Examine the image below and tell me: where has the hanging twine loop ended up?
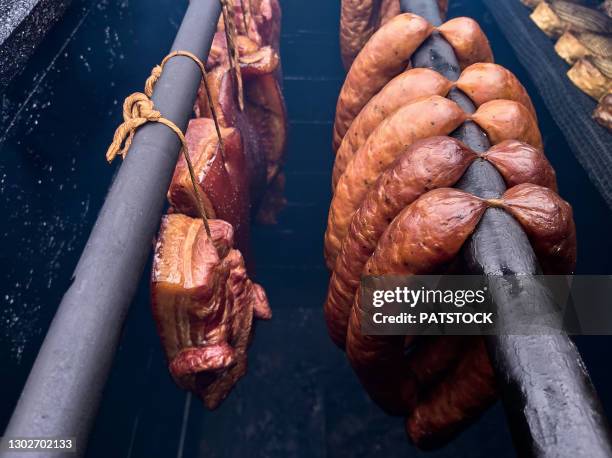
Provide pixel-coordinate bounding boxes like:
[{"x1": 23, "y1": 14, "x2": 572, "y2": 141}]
[
  {"x1": 105, "y1": 0, "x2": 246, "y2": 241},
  {"x1": 143, "y1": 50, "x2": 227, "y2": 162},
  {"x1": 105, "y1": 51, "x2": 223, "y2": 239},
  {"x1": 220, "y1": 0, "x2": 245, "y2": 111}
]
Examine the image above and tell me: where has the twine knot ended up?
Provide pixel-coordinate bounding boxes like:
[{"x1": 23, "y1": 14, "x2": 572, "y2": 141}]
[
  {"x1": 106, "y1": 93, "x2": 163, "y2": 163},
  {"x1": 104, "y1": 44, "x2": 235, "y2": 241},
  {"x1": 486, "y1": 198, "x2": 505, "y2": 209}
]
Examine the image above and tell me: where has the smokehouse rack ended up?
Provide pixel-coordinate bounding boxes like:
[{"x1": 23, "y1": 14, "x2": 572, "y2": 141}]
[
  {"x1": 0, "y1": 0, "x2": 611, "y2": 457},
  {"x1": 486, "y1": 0, "x2": 612, "y2": 207}
]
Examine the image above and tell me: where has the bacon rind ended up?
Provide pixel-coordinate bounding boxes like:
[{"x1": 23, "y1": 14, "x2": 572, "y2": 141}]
[
  {"x1": 151, "y1": 215, "x2": 271, "y2": 409},
  {"x1": 168, "y1": 119, "x2": 252, "y2": 257}
]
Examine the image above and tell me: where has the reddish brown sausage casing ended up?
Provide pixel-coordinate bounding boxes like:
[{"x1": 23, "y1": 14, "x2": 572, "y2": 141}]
[
  {"x1": 437, "y1": 18, "x2": 493, "y2": 69},
  {"x1": 333, "y1": 15, "x2": 493, "y2": 152},
  {"x1": 339, "y1": 0, "x2": 449, "y2": 70},
  {"x1": 325, "y1": 96, "x2": 543, "y2": 268},
  {"x1": 345, "y1": 185, "x2": 576, "y2": 442},
  {"x1": 346, "y1": 189, "x2": 489, "y2": 413},
  {"x1": 325, "y1": 138, "x2": 557, "y2": 348},
  {"x1": 499, "y1": 183, "x2": 576, "y2": 274},
  {"x1": 456, "y1": 63, "x2": 537, "y2": 120},
  {"x1": 326, "y1": 138, "x2": 476, "y2": 347},
  {"x1": 471, "y1": 99, "x2": 543, "y2": 151},
  {"x1": 333, "y1": 14, "x2": 434, "y2": 152},
  {"x1": 333, "y1": 63, "x2": 537, "y2": 189},
  {"x1": 333, "y1": 69, "x2": 453, "y2": 188}
]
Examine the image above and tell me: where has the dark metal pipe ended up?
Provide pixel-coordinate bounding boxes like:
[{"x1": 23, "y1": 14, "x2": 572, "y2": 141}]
[
  {"x1": 401, "y1": 0, "x2": 612, "y2": 456},
  {"x1": 0, "y1": 1, "x2": 221, "y2": 456}
]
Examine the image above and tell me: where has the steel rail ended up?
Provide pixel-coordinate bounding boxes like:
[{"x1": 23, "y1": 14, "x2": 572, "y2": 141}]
[
  {"x1": 400, "y1": 0, "x2": 612, "y2": 455},
  {"x1": 0, "y1": 1, "x2": 222, "y2": 456}
]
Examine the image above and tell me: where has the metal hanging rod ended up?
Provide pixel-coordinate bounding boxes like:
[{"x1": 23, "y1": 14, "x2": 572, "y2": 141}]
[{"x1": 1, "y1": 1, "x2": 222, "y2": 456}]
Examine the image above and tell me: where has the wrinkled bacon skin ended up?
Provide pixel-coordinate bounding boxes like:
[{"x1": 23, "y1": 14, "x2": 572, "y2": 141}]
[
  {"x1": 151, "y1": 215, "x2": 271, "y2": 409},
  {"x1": 242, "y1": 0, "x2": 283, "y2": 82},
  {"x1": 208, "y1": 33, "x2": 261, "y2": 70},
  {"x1": 207, "y1": 31, "x2": 279, "y2": 74},
  {"x1": 229, "y1": 0, "x2": 282, "y2": 52},
  {"x1": 210, "y1": 0, "x2": 283, "y2": 81},
  {"x1": 339, "y1": 0, "x2": 448, "y2": 70},
  {"x1": 197, "y1": 36, "x2": 287, "y2": 221},
  {"x1": 196, "y1": 65, "x2": 267, "y2": 210},
  {"x1": 244, "y1": 66, "x2": 287, "y2": 184},
  {"x1": 344, "y1": 186, "x2": 576, "y2": 446},
  {"x1": 168, "y1": 118, "x2": 251, "y2": 258},
  {"x1": 249, "y1": 0, "x2": 282, "y2": 52}
]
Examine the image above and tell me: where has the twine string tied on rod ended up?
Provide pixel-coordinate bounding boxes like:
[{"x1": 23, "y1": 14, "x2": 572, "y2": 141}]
[
  {"x1": 105, "y1": 50, "x2": 228, "y2": 240},
  {"x1": 220, "y1": 0, "x2": 245, "y2": 110}
]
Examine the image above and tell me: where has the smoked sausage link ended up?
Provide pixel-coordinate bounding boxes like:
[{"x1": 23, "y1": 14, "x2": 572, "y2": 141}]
[
  {"x1": 327, "y1": 96, "x2": 467, "y2": 267},
  {"x1": 345, "y1": 185, "x2": 576, "y2": 424},
  {"x1": 482, "y1": 140, "x2": 556, "y2": 190},
  {"x1": 333, "y1": 14, "x2": 434, "y2": 152},
  {"x1": 405, "y1": 338, "x2": 497, "y2": 448},
  {"x1": 456, "y1": 63, "x2": 537, "y2": 120},
  {"x1": 333, "y1": 14, "x2": 494, "y2": 152},
  {"x1": 333, "y1": 63, "x2": 538, "y2": 190},
  {"x1": 330, "y1": 3, "x2": 575, "y2": 449},
  {"x1": 437, "y1": 18, "x2": 493, "y2": 69},
  {"x1": 325, "y1": 138, "x2": 557, "y2": 348},
  {"x1": 346, "y1": 189, "x2": 490, "y2": 413},
  {"x1": 471, "y1": 99, "x2": 543, "y2": 151},
  {"x1": 333, "y1": 69, "x2": 453, "y2": 189},
  {"x1": 345, "y1": 185, "x2": 576, "y2": 443},
  {"x1": 499, "y1": 183, "x2": 576, "y2": 274},
  {"x1": 339, "y1": 0, "x2": 450, "y2": 70},
  {"x1": 325, "y1": 137, "x2": 476, "y2": 347},
  {"x1": 325, "y1": 96, "x2": 544, "y2": 269}
]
